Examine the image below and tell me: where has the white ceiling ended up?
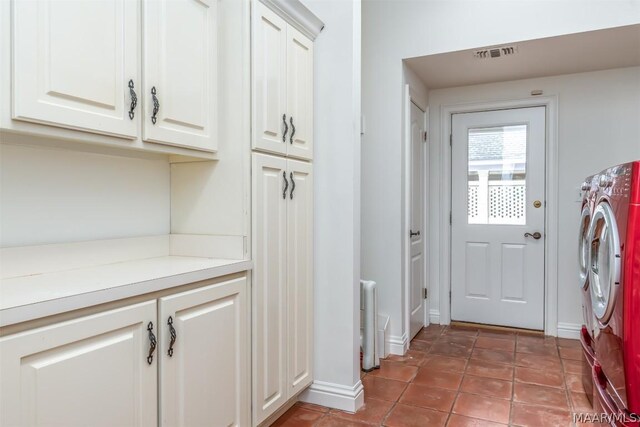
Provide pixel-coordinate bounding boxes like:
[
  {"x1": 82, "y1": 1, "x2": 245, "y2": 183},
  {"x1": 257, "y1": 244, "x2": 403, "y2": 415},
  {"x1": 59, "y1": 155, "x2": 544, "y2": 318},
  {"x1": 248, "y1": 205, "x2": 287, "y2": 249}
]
[{"x1": 405, "y1": 24, "x2": 640, "y2": 89}]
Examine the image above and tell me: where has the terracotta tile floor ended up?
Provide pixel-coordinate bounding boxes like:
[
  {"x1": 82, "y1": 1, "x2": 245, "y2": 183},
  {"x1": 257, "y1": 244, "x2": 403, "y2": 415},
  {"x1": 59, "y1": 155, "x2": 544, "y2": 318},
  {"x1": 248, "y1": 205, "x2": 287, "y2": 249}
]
[{"x1": 273, "y1": 324, "x2": 605, "y2": 427}]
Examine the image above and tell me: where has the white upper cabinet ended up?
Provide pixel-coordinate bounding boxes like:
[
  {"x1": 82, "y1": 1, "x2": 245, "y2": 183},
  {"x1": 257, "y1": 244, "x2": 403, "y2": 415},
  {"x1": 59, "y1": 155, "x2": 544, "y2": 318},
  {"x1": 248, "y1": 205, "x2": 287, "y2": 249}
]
[
  {"x1": 0, "y1": 301, "x2": 158, "y2": 427},
  {"x1": 252, "y1": 4, "x2": 288, "y2": 157},
  {"x1": 12, "y1": 0, "x2": 139, "y2": 139},
  {"x1": 252, "y1": 1, "x2": 314, "y2": 161},
  {"x1": 143, "y1": 0, "x2": 218, "y2": 152},
  {"x1": 286, "y1": 27, "x2": 314, "y2": 160},
  {"x1": 158, "y1": 277, "x2": 249, "y2": 427}
]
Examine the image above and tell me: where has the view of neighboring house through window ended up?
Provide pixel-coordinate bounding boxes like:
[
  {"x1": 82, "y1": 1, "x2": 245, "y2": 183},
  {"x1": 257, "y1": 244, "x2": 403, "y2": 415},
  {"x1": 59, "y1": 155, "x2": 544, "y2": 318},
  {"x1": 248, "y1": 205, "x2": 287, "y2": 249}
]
[{"x1": 467, "y1": 124, "x2": 527, "y2": 225}]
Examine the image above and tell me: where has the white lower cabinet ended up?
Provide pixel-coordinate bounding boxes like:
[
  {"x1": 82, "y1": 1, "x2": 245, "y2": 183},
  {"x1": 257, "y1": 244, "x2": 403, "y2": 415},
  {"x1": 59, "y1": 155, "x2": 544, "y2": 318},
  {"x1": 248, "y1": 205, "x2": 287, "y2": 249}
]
[
  {"x1": 0, "y1": 275, "x2": 249, "y2": 427},
  {"x1": 0, "y1": 301, "x2": 158, "y2": 427},
  {"x1": 158, "y1": 277, "x2": 249, "y2": 427},
  {"x1": 253, "y1": 153, "x2": 313, "y2": 424}
]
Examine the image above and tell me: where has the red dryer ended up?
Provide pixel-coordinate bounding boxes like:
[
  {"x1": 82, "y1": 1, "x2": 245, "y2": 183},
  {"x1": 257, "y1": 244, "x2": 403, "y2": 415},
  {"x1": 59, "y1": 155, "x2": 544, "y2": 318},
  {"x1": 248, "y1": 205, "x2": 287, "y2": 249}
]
[{"x1": 588, "y1": 161, "x2": 640, "y2": 426}]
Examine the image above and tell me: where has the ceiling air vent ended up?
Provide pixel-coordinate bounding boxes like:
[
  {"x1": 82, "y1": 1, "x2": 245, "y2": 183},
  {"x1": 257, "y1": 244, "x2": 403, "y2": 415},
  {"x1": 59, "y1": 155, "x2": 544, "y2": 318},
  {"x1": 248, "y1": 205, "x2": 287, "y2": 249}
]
[{"x1": 473, "y1": 45, "x2": 518, "y2": 59}]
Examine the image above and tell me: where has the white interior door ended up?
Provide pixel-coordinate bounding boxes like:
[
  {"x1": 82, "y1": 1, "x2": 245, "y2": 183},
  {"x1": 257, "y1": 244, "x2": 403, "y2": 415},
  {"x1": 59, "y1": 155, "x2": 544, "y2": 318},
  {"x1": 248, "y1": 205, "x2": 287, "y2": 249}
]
[
  {"x1": 286, "y1": 27, "x2": 313, "y2": 161},
  {"x1": 143, "y1": 0, "x2": 217, "y2": 151},
  {"x1": 451, "y1": 107, "x2": 546, "y2": 330},
  {"x1": 0, "y1": 301, "x2": 157, "y2": 427},
  {"x1": 252, "y1": 153, "x2": 288, "y2": 424},
  {"x1": 12, "y1": 0, "x2": 139, "y2": 138},
  {"x1": 158, "y1": 277, "x2": 249, "y2": 427},
  {"x1": 409, "y1": 101, "x2": 427, "y2": 339},
  {"x1": 286, "y1": 159, "x2": 313, "y2": 395},
  {"x1": 252, "y1": 2, "x2": 288, "y2": 157}
]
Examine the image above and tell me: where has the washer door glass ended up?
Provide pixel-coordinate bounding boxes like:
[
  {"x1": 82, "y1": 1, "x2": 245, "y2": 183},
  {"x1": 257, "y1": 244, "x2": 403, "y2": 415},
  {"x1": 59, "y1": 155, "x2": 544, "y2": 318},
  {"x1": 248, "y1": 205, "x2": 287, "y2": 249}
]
[
  {"x1": 588, "y1": 202, "x2": 621, "y2": 323},
  {"x1": 578, "y1": 205, "x2": 591, "y2": 289}
]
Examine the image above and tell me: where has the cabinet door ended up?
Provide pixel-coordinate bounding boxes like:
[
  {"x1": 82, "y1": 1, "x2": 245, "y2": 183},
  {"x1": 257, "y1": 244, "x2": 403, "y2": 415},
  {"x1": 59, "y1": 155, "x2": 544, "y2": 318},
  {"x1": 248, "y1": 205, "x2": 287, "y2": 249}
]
[
  {"x1": 0, "y1": 301, "x2": 157, "y2": 427},
  {"x1": 143, "y1": 0, "x2": 217, "y2": 152},
  {"x1": 286, "y1": 27, "x2": 313, "y2": 160},
  {"x1": 252, "y1": 2, "x2": 287, "y2": 157},
  {"x1": 252, "y1": 153, "x2": 288, "y2": 424},
  {"x1": 286, "y1": 159, "x2": 314, "y2": 395},
  {"x1": 12, "y1": 0, "x2": 139, "y2": 138},
  {"x1": 158, "y1": 277, "x2": 249, "y2": 427}
]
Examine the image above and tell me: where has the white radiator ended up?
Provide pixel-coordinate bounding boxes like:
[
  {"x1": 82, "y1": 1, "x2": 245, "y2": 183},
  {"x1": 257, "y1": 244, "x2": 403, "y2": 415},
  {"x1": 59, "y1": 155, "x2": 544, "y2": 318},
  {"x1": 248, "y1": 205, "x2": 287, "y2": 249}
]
[{"x1": 360, "y1": 280, "x2": 380, "y2": 371}]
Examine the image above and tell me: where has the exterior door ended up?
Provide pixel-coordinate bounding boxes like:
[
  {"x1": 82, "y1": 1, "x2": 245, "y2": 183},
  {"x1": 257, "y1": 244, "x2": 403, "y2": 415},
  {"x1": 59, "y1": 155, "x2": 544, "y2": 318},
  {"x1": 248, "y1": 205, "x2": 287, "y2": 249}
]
[
  {"x1": 252, "y1": 153, "x2": 288, "y2": 424},
  {"x1": 158, "y1": 277, "x2": 249, "y2": 427},
  {"x1": 12, "y1": 0, "x2": 139, "y2": 138},
  {"x1": 143, "y1": 0, "x2": 217, "y2": 151},
  {"x1": 451, "y1": 107, "x2": 546, "y2": 330},
  {"x1": 286, "y1": 159, "x2": 313, "y2": 395},
  {"x1": 252, "y1": 2, "x2": 288, "y2": 157},
  {"x1": 409, "y1": 101, "x2": 427, "y2": 339},
  {"x1": 0, "y1": 302, "x2": 157, "y2": 427},
  {"x1": 286, "y1": 27, "x2": 313, "y2": 161}
]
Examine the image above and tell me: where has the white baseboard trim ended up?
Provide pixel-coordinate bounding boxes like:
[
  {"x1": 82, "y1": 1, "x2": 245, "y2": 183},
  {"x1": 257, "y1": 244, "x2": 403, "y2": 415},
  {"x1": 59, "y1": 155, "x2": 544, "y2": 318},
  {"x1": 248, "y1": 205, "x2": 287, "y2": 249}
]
[
  {"x1": 557, "y1": 322, "x2": 581, "y2": 339},
  {"x1": 299, "y1": 380, "x2": 364, "y2": 413},
  {"x1": 429, "y1": 309, "x2": 440, "y2": 325},
  {"x1": 388, "y1": 333, "x2": 408, "y2": 355}
]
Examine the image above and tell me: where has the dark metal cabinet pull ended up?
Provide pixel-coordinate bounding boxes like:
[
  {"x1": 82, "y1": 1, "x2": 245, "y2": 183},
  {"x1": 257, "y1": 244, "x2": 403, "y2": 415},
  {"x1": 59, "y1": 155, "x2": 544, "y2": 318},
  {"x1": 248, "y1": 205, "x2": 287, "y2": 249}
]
[
  {"x1": 128, "y1": 80, "x2": 137, "y2": 120},
  {"x1": 410, "y1": 230, "x2": 420, "y2": 237},
  {"x1": 289, "y1": 172, "x2": 296, "y2": 199},
  {"x1": 282, "y1": 171, "x2": 288, "y2": 199},
  {"x1": 146, "y1": 322, "x2": 157, "y2": 365},
  {"x1": 167, "y1": 316, "x2": 176, "y2": 357},
  {"x1": 282, "y1": 114, "x2": 288, "y2": 142},
  {"x1": 289, "y1": 117, "x2": 295, "y2": 144},
  {"x1": 151, "y1": 87, "x2": 159, "y2": 124}
]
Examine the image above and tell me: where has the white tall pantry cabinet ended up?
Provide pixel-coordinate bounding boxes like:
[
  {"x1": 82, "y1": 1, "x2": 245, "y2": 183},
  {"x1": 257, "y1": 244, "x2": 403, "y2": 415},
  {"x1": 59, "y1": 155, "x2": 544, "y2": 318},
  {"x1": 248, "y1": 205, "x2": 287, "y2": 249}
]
[{"x1": 251, "y1": 1, "x2": 318, "y2": 424}]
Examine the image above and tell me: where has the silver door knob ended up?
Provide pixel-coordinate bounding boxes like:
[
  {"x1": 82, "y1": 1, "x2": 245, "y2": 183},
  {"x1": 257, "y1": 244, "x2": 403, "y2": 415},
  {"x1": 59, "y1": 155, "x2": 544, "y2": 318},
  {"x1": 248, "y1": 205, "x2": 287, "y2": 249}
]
[{"x1": 524, "y1": 232, "x2": 542, "y2": 240}]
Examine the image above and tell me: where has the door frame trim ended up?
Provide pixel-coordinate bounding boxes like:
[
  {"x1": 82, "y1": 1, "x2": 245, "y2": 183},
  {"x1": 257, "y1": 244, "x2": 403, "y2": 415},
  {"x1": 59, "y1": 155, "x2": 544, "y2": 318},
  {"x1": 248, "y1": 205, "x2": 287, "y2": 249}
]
[
  {"x1": 438, "y1": 96, "x2": 559, "y2": 336},
  {"x1": 403, "y1": 84, "x2": 429, "y2": 343}
]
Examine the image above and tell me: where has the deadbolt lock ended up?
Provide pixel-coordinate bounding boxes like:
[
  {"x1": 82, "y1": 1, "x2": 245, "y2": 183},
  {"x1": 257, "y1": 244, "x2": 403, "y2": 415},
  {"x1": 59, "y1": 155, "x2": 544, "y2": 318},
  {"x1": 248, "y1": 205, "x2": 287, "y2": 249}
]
[{"x1": 533, "y1": 200, "x2": 542, "y2": 208}]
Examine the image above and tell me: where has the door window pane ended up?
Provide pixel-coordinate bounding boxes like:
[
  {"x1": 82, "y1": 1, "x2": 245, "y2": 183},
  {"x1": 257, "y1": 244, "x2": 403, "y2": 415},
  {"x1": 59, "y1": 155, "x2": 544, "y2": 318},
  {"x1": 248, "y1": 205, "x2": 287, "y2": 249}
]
[{"x1": 467, "y1": 124, "x2": 527, "y2": 225}]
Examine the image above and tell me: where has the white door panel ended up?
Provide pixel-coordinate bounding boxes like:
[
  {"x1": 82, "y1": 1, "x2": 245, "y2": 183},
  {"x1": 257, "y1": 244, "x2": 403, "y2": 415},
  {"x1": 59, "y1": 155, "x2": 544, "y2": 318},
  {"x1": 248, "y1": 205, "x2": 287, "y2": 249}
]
[
  {"x1": 0, "y1": 302, "x2": 157, "y2": 427},
  {"x1": 252, "y1": 3, "x2": 287, "y2": 156},
  {"x1": 13, "y1": 0, "x2": 139, "y2": 138},
  {"x1": 409, "y1": 101, "x2": 427, "y2": 338},
  {"x1": 286, "y1": 159, "x2": 313, "y2": 394},
  {"x1": 159, "y1": 277, "x2": 249, "y2": 427},
  {"x1": 451, "y1": 107, "x2": 546, "y2": 330},
  {"x1": 286, "y1": 27, "x2": 313, "y2": 160},
  {"x1": 143, "y1": 0, "x2": 217, "y2": 151},
  {"x1": 252, "y1": 153, "x2": 288, "y2": 424}
]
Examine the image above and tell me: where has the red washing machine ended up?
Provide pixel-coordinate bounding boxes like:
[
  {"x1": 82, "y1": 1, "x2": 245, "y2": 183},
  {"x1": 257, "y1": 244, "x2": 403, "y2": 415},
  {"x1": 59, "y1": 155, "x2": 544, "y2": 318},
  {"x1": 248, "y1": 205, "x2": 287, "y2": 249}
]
[
  {"x1": 579, "y1": 174, "x2": 598, "y2": 403},
  {"x1": 588, "y1": 161, "x2": 640, "y2": 426}
]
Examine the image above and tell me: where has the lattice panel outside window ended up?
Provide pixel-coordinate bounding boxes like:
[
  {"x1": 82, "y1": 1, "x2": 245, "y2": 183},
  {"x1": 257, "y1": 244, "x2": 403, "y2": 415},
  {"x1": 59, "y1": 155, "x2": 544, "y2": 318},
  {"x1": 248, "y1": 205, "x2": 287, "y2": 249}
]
[
  {"x1": 468, "y1": 184, "x2": 479, "y2": 219},
  {"x1": 489, "y1": 184, "x2": 526, "y2": 224}
]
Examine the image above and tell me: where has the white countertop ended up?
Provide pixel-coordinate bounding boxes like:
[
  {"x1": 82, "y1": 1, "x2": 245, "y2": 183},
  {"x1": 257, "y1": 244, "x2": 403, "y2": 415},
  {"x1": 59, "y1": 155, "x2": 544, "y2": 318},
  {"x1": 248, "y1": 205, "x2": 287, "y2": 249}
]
[{"x1": 0, "y1": 256, "x2": 252, "y2": 327}]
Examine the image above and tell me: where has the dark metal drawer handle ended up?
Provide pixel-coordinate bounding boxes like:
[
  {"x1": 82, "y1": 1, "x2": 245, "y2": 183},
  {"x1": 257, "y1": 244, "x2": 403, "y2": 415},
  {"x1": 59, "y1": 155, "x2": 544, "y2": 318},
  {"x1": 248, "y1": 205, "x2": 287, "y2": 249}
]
[
  {"x1": 289, "y1": 117, "x2": 295, "y2": 144},
  {"x1": 283, "y1": 171, "x2": 288, "y2": 199},
  {"x1": 151, "y1": 87, "x2": 159, "y2": 125},
  {"x1": 290, "y1": 172, "x2": 295, "y2": 199},
  {"x1": 147, "y1": 322, "x2": 157, "y2": 365},
  {"x1": 167, "y1": 316, "x2": 176, "y2": 357},
  {"x1": 128, "y1": 80, "x2": 137, "y2": 120},
  {"x1": 282, "y1": 114, "x2": 288, "y2": 142}
]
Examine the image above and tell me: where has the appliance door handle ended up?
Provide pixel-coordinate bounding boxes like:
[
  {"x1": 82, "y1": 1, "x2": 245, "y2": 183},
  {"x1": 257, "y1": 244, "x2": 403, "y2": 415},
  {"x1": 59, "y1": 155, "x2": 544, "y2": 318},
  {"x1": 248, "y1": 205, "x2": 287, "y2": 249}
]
[{"x1": 282, "y1": 171, "x2": 288, "y2": 200}]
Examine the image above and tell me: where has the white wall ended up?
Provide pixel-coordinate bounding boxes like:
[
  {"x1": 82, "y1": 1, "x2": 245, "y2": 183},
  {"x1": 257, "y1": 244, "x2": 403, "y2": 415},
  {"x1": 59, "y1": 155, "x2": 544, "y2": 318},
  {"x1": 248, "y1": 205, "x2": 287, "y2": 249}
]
[
  {"x1": 427, "y1": 66, "x2": 640, "y2": 329},
  {"x1": 362, "y1": 0, "x2": 640, "y2": 345},
  {"x1": 0, "y1": 144, "x2": 170, "y2": 247},
  {"x1": 300, "y1": 0, "x2": 363, "y2": 413}
]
